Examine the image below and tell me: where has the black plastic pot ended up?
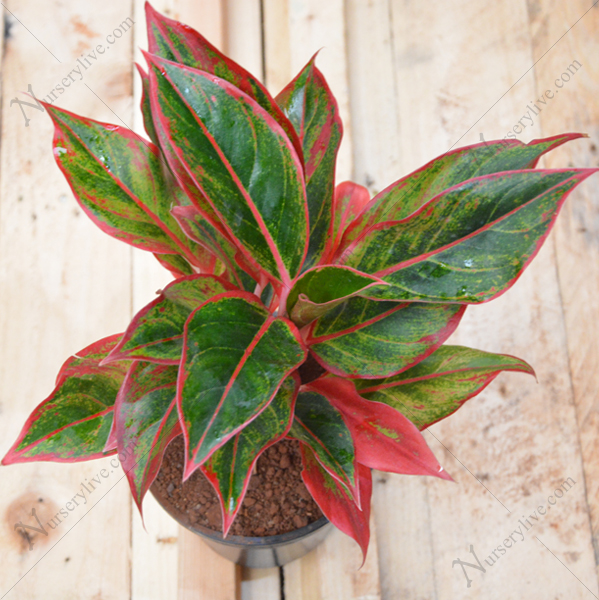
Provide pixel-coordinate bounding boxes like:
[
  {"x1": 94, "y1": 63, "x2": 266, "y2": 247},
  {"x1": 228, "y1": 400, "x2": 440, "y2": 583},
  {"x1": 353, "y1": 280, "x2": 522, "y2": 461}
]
[{"x1": 150, "y1": 483, "x2": 333, "y2": 568}]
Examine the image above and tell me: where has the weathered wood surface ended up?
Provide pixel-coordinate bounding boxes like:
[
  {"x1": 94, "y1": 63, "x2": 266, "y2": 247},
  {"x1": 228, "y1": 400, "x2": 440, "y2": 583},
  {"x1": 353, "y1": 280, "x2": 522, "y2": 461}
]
[{"x1": 0, "y1": 1, "x2": 597, "y2": 599}]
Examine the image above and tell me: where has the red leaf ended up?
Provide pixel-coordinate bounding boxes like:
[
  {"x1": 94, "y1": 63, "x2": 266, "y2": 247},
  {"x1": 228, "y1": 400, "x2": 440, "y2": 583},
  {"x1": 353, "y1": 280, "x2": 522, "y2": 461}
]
[
  {"x1": 300, "y1": 445, "x2": 372, "y2": 563},
  {"x1": 308, "y1": 377, "x2": 451, "y2": 480},
  {"x1": 327, "y1": 181, "x2": 370, "y2": 262}
]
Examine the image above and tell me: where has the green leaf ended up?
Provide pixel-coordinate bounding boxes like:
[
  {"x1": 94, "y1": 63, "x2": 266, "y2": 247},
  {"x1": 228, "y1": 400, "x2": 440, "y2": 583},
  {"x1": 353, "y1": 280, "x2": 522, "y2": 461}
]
[
  {"x1": 355, "y1": 345, "x2": 535, "y2": 429},
  {"x1": 145, "y1": 2, "x2": 304, "y2": 162},
  {"x1": 339, "y1": 133, "x2": 587, "y2": 252},
  {"x1": 106, "y1": 275, "x2": 233, "y2": 364},
  {"x1": 276, "y1": 56, "x2": 342, "y2": 269},
  {"x1": 45, "y1": 104, "x2": 208, "y2": 267},
  {"x1": 306, "y1": 297, "x2": 465, "y2": 378},
  {"x1": 287, "y1": 265, "x2": 389, "y2": 327},
  {"x1": 147, "y1": 54, "x2": 309, "y2": 285},
  {"x1": 2, "y1": 335, "x2": 128, "y2": 464},
  {"x1": 179, "y1": 292, "x2": 307, "y2": 475},
  {"x1": 172, "y1": 205, "x2": 257, "y2": 292},
  {"x1": 288, "y1": 390, "x2": 359, "y2": 505},
  {"x1": 340, "y1": 169, "x2": 597, "y2": 303},
  {"x1": 114, "y1": 362, "x2": 181, "y2": 513},
  {"x1": 201, "y1": 376, "x2": 298, "y2": 535}
]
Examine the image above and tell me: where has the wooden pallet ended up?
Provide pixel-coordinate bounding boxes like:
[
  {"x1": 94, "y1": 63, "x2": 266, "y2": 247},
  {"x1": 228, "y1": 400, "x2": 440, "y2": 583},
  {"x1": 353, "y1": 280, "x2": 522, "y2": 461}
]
[{"x1": 0, "y1": 1, "x2": 597, "y2": 598}]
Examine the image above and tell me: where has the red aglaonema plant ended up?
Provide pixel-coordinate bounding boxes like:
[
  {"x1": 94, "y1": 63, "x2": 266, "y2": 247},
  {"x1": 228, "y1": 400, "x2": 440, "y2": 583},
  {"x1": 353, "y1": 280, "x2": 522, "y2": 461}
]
[{"x1": 3, "y1": 3, "x2": 597, "y2": 561}]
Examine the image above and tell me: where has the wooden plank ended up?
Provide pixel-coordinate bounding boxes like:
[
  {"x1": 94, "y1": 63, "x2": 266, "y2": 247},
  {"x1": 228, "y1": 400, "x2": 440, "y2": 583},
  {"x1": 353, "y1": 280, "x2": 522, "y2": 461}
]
[
  {"x1": 382, "y1": 0, "x2": 598, "y2": 598},
  {"x1": 284, "y1": 514, "x2": 381, "y2": 600},
  {"x1": 240, "y1": 567, "x2": 281, "y2": 600},
  {"x1": 178, "y1": 528, "x2": 239, "y2": 600},
  {"x1": 224, "y1": 0, "x2": 263, "y2": 80},
  {"x1": 262, "y1": 0, "x2": 291, "y2": 93},
  {"x1": 525, "y1": 0, "x2": 599, "y2": 589},
  {"x1": 285, "y1": 0, "x2": 353, "y2": 181},
  {"x1": 345, "y1": 0, "x2": 401, "y2": 197},
  {"x1": 0, "y1": 1, "x2": 134, "y2": 599}
]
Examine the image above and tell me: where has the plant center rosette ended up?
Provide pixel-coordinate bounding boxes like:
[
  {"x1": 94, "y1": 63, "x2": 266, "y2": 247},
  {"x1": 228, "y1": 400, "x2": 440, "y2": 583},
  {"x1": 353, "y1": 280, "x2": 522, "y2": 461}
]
[{"x1": 2, "y1": 2, "x2": 597, "y2": 562}]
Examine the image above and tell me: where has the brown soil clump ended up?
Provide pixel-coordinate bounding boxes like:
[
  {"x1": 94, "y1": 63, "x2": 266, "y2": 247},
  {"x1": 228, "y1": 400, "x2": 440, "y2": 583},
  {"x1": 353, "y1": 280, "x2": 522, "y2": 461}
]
[{"x1": 152, "y1": 436, "x2": 324, "y2": 537}]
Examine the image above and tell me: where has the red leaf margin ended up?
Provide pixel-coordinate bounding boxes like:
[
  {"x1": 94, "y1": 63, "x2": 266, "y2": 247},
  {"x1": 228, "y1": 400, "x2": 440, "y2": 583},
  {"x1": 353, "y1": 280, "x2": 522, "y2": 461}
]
[
  {"x1": 2, "y1": 334, "x2": 126, "y2": 465},
  {"x1": 201, "y1": 373, "x2": 301, "y2": 536},
  {"x1": 300, "y1": 444, "x2": 372, "y2": 565},
  {"x1": 177, "y1": 290, "x2": 308, "y2": 480},
  {"x1": 308, "y1": 376, "x2": 452, "y2": 480}
]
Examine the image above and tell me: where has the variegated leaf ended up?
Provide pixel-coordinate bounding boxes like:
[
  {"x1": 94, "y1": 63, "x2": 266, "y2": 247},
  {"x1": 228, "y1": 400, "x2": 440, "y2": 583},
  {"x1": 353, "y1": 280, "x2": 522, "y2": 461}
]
[
  {"x1": 300, "y1": 445, "x2": 372, "y2": 563},
  {"x1": 355, "y1": 345, "x2": 534, "y2": 429},
  {"x1": 288, "y1": 389, "x2": 359, "y2": 506},
  {"x1": 114, "y1": 362, "x2": 181, "y2": 513},
  {"x1": 340, "y1": 168, "x2": 597, "y2": 303},
  {"x1": 2, "y1": 335, "x2": 127, "y2": 464},
  {"x1": 105, "y1": 274, "x2": 233, "y2": 364},
  {"x1": 145, "y1": 2, "x2": 303, "y2": 161},
  {"x1": 201, "y1": 375, "x2": 298, "y2": 535},
  {"x1": 179, "y1": 292, "x2": 307, "y2": 476},
  {"x1": 45, "y1": 104, "x2": 210, "y2": 267},
  {"x1": 339, "y1": 133, "x2": 587, "y2": 252},
  {"x1": 276, "y1": 56, "x2": 342, "y2": 268},
  {"x1": 309, "y1": 377, "x2": 451, "y2": 479},
  {"x1": 146, "y1": 53, "x2": 309, "y2": 286},
  {"x1": 306, "y1": 297, "x2": 465, "y2": 378}
]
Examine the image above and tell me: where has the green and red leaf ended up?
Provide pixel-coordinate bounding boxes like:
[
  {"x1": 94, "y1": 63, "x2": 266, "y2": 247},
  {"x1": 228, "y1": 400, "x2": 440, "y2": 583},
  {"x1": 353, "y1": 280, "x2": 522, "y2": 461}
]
[
  {"x1": 288, "y1": 389, "x2": 360, "y2": 506},
  {"x1": 154, "y1": 253, "x2": 195, "y2": 278},
  {"x1": 339, "y1": 133, "x2": 588, "y2": 252},
  {"x1": 300, "y1": 445, "x2": 372, "y2": 563},
  {"x1": 145, "y1": 2, "x2": 303, "y2": 162},
  {"x1": 309, "y1": 377, "x2": 451, "y2": 479},
  {"x1": 45, "y1": 104, "x2": 210, "y2": 268},
  {"x1": 146, "y1": 53, "x2": 309, "y2": 286},
  {"x1": 201, "y1": 375, "x2": 299, "y2": 535},
  {"x1": 2, "y1": 335, "x2": 128, "y2": 464},
  {"x1": 287, "y1": 265, "x2": 389, "y2": 327},
  {"x1": 114, "y1": 362, "x2": 181, "y2": 513},
  {"x1": 306, "y1": 297, "x2": 465, "y2": 378},
  {"x1": 172, "y1": 205, "x2": 257, "y2": 291},
  {"x1": 178, "y1": 292, "x2": 307, "y2": 477},
  {"x1": 355, "y1": 345, "x2": 534, "y2": 430},
  {"x1": 276, "y1": 55, "x2": 342, "y2": 268},
  {"x1": 105, "y1": 274, "x2": 233, "y2": 365},
  {"x1": 340, "y1": 168, "x2": 597, "y2": 303}
]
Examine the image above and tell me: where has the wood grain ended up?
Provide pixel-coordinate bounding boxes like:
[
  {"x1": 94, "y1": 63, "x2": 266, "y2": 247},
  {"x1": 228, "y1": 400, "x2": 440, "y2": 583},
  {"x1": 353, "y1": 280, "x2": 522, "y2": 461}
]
[
  {"x1": 382, "y1": 1, "x2": 599, "y2": 598},
  {"x1": 525, "y1": 0, "x2": 599, "y2": 590},
  {"x1": 1, "y1": 1, "x2": 598, "y2": 598},
  {"x1": 0, "y1": 1, "x2": 133, "y2": 599}
]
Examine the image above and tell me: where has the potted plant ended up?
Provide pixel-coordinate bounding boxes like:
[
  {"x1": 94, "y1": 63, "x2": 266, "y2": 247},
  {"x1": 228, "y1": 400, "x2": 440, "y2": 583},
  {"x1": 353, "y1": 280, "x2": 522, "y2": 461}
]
[{"x1": 2, "y1": 2, "x2": 596, "y2": 568}]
